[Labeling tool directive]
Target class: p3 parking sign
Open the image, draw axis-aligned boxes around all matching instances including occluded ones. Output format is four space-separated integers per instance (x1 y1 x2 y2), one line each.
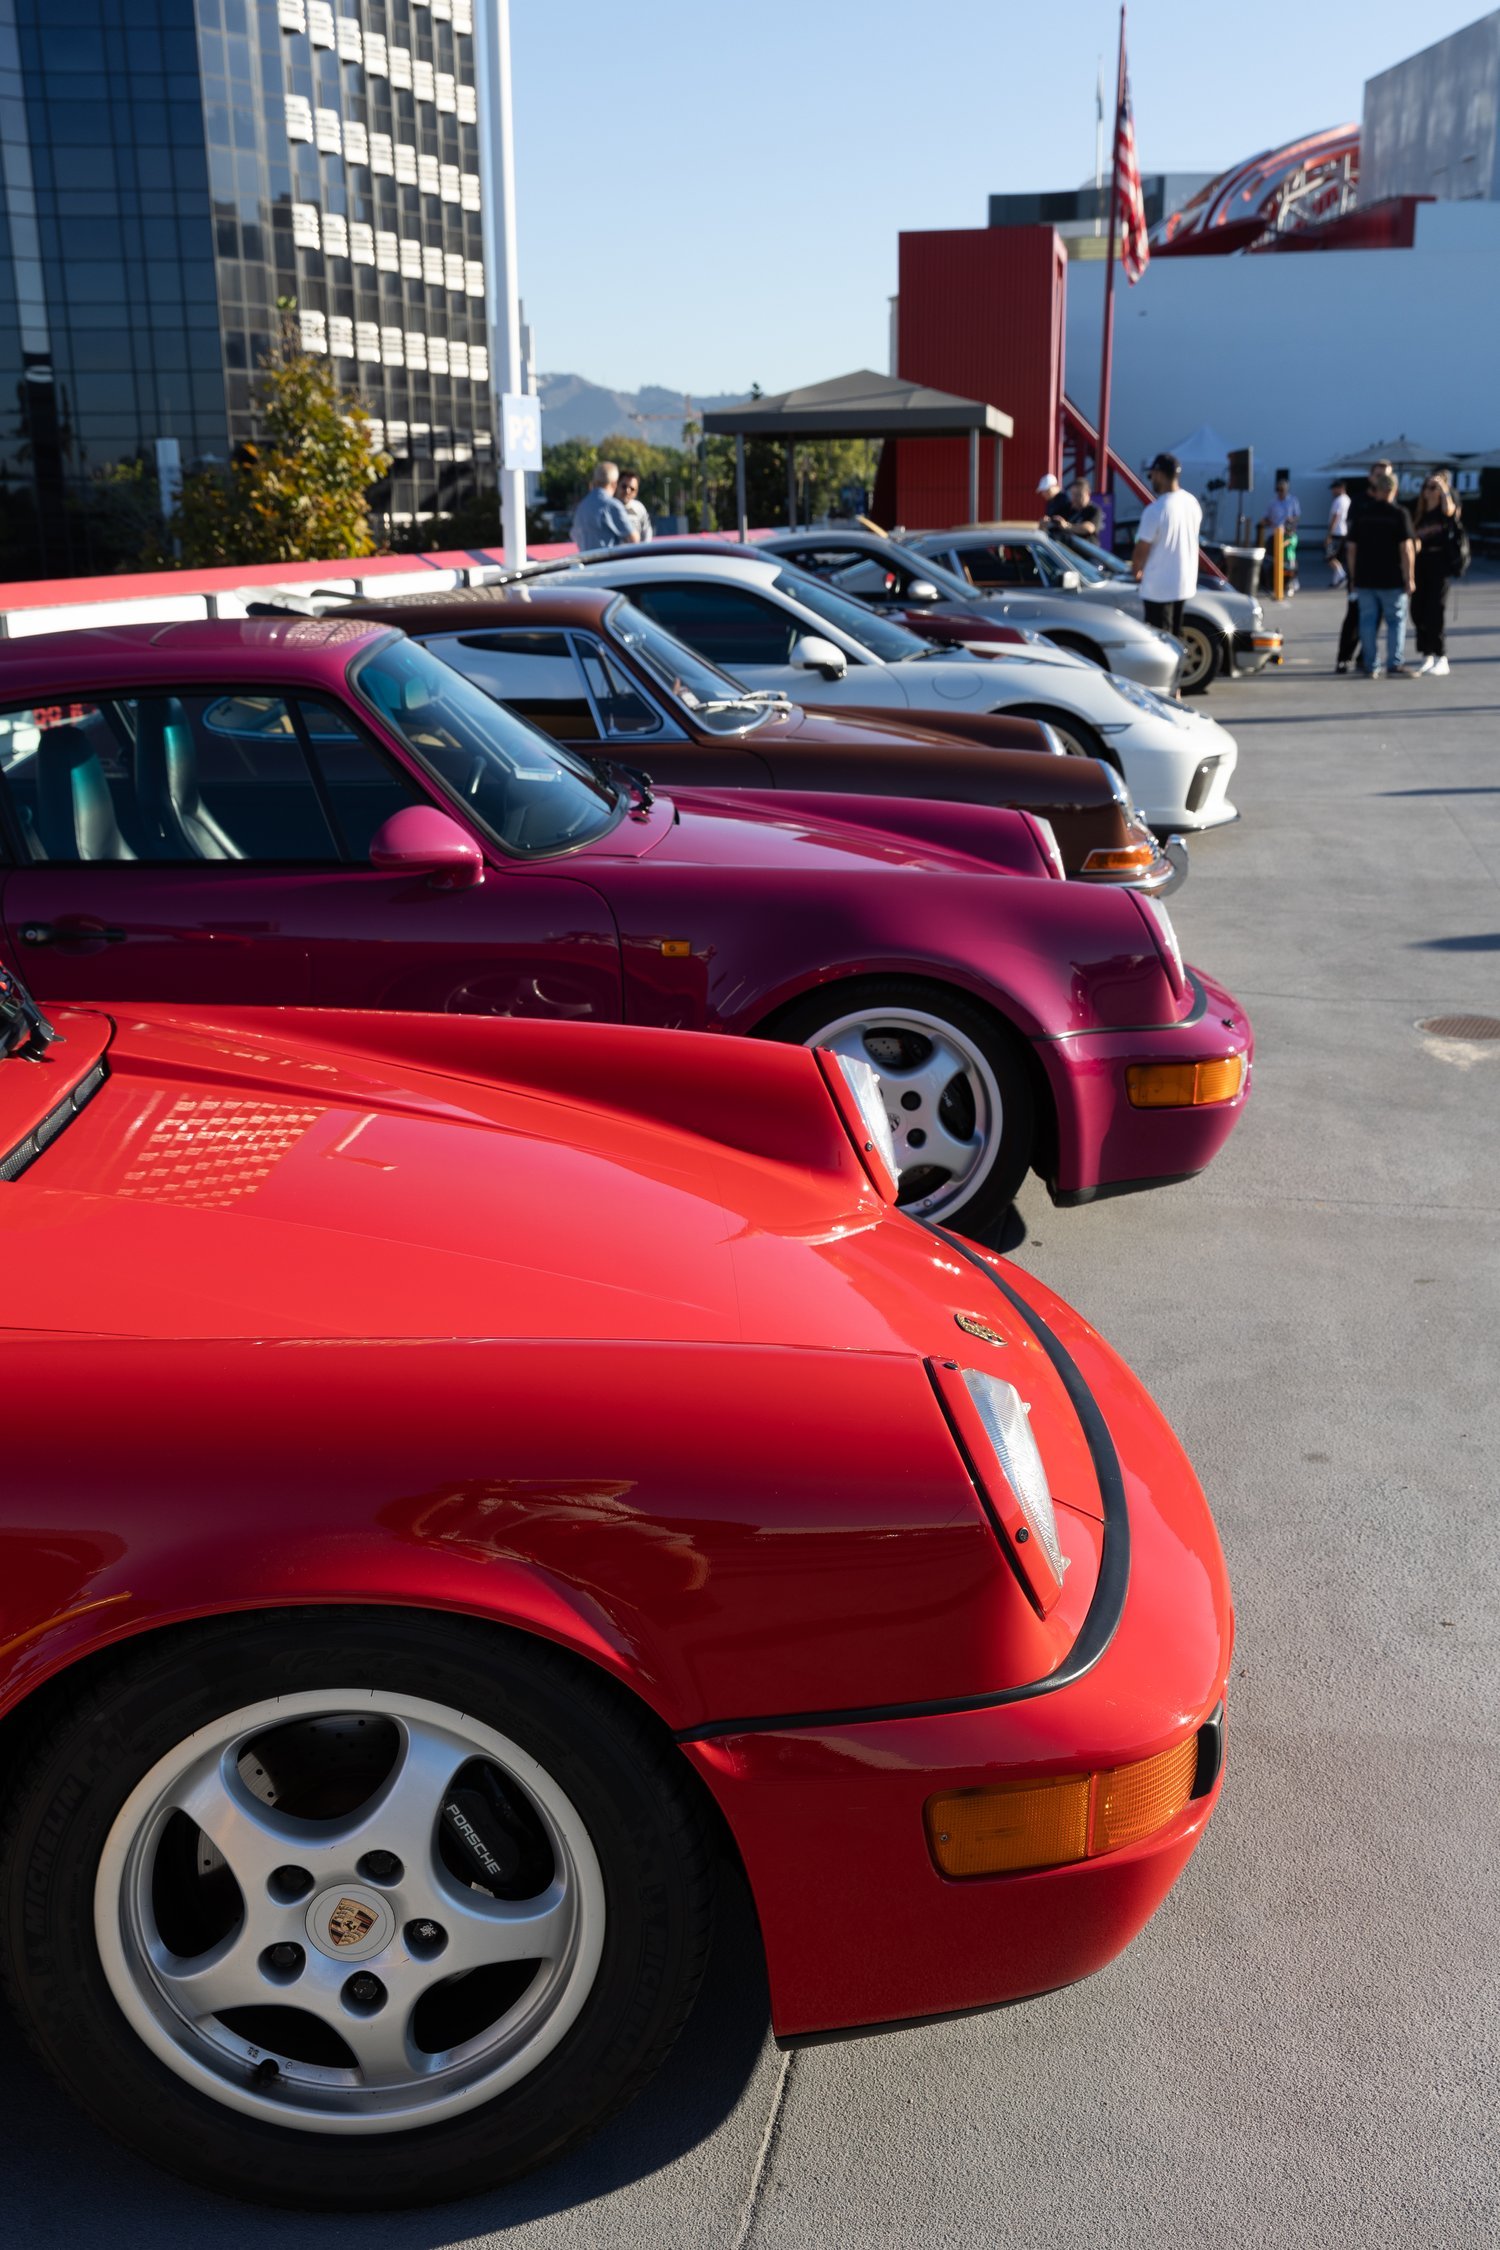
502 395 542 471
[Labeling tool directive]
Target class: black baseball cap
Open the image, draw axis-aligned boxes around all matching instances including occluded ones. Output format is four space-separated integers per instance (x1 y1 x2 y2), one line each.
1148 451 1181 476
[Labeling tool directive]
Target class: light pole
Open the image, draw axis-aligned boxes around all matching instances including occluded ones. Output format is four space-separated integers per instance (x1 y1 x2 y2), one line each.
476 0 528 564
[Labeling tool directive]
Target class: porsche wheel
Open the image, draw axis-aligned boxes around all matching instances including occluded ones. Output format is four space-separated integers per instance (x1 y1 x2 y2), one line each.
0 1612 714 2210
1179 618 1224 696
766 978 1036 1232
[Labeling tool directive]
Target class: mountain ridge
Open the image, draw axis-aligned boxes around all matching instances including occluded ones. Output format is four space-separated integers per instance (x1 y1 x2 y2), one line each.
537 372 750 449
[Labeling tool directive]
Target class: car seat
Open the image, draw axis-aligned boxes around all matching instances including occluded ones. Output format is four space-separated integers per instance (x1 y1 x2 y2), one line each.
134 697 244 860
35 726 136 861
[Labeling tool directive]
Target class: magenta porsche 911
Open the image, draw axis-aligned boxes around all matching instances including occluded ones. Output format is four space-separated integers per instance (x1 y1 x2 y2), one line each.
0 622 1251 1229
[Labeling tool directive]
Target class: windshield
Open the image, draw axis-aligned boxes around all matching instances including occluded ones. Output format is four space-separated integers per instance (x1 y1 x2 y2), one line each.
607 598 773 735
769 568 932 662
352 636 622 858
1057 530 1130 579
1029 532 1109 584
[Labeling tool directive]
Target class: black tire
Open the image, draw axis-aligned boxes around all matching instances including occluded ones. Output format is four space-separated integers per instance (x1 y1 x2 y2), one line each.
1179 616 1225 696
762 975 1037 1235
1000 702 1118 772
0 1610 715 2210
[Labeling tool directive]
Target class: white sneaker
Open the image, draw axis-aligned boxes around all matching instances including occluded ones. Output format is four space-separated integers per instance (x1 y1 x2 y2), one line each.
1416 655 1435 674
1431 656 1450 677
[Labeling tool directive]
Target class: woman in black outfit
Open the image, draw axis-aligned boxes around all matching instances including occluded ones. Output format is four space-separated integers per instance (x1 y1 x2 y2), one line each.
1411 472 1463 676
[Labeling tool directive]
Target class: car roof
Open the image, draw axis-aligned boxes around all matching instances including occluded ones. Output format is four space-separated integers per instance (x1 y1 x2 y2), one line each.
583 551 783 587
0 616 392 693
334 581 619 635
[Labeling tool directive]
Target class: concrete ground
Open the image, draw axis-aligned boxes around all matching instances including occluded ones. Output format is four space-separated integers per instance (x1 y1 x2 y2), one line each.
4 577 1498 2246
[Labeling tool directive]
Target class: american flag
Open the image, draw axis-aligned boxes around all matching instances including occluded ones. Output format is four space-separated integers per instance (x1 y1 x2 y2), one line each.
1115 52 1150 283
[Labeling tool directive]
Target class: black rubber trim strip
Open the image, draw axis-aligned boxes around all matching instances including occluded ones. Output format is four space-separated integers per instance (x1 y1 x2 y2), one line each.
0 1058 108 1182
1038 966 1209 1043
1053 1169 1197 1208
672 1228 1129 1744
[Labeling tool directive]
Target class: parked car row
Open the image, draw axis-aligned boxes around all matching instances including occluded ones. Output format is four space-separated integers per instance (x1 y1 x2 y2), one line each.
0 521 1251 2207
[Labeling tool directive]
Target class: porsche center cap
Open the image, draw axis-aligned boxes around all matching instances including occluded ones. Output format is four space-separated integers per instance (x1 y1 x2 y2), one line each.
305 1885 395 1963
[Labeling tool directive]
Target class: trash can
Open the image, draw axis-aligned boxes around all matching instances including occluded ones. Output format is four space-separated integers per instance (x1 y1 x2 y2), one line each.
1217 543 1265 597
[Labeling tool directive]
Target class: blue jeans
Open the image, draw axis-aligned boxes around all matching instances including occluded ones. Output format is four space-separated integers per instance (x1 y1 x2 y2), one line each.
1356 587 1408 671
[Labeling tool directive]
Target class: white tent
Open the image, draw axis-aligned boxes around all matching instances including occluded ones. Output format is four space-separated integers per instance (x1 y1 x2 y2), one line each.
1166 424 1235 468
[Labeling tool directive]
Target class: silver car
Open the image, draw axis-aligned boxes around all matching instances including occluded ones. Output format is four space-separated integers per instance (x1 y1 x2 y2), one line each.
761 527 1185 697
573 549 1239 833
911 525 1282 694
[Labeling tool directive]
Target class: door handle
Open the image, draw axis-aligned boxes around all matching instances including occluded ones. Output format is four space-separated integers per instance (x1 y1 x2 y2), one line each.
20 922 127 946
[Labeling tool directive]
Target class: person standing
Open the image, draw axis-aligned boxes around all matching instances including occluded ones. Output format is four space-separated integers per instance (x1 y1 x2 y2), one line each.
1326 480 1351 588
617 469 653 543
1259 471 1302 595
571 460 639 551
1344 470 1416 677
1131 451 1202 650
1046 475 1103 541
1336 459 1392 672
1410 471 1464 676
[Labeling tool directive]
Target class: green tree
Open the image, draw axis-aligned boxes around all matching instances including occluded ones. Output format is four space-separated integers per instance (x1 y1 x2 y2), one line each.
172 306 390 566
540 433 692 526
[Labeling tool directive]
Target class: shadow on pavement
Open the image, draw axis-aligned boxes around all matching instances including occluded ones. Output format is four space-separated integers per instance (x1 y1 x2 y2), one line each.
1410 933 1500 951
0 1864 772 2244
967 1203 1027 1254
1381 786 1500 796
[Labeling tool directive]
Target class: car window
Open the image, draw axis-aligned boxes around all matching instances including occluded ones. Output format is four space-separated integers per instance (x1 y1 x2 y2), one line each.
0 692 343 863
426 630 602 743
352 637 622 859
956 542 1044 589
783 546 899 600
626 581 800 668
294 697 428 859
573 639 668 740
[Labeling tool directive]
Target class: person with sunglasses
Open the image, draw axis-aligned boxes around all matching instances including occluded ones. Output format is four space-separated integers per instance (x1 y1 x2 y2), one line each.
1410 471 1466 676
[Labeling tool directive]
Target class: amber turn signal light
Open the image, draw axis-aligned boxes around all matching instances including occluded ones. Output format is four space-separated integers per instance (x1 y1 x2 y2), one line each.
1081 843 1158 875
925 1734 1201 1879
1126 1055 1245 1108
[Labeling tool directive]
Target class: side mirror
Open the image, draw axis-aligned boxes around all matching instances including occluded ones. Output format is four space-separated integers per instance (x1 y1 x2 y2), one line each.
905 579 941 603
369 805 484 891
1060 569 1083 592
790 634 848 681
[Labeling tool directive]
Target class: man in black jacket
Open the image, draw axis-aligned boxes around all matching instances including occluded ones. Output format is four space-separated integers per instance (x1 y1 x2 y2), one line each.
1337 459 1392 672
1345 471 1417 678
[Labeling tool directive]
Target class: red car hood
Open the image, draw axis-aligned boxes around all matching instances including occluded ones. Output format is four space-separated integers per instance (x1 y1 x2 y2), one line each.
2 1006 1094 1505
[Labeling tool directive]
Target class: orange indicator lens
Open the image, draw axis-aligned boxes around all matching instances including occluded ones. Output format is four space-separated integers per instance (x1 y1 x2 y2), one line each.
925 1734 1203 1879
1081 844 1157 874
1126 1055 1245 1108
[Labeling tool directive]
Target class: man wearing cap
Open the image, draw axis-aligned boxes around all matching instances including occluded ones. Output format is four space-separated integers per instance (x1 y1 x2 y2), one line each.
1131 452 1202 648
1036 474 1062 527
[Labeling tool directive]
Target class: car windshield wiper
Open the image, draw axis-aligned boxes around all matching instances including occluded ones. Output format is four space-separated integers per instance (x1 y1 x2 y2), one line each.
607 760 656 813
0 964 61 1060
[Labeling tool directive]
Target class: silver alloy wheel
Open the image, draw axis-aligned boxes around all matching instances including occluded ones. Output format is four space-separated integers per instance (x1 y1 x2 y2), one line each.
1178 621 1217 692
1037 717 1095 760
805 1004 1003 1221
94 1688 605 2136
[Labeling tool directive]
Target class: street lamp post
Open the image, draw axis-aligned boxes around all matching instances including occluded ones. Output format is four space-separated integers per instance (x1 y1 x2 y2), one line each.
476 0 528 565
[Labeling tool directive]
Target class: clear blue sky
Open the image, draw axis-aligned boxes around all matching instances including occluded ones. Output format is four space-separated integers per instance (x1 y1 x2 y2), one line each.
511 0 1491 395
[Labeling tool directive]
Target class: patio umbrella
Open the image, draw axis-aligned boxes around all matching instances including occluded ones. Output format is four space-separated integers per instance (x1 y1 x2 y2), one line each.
1451 447 1500 469
1317 435 1454 472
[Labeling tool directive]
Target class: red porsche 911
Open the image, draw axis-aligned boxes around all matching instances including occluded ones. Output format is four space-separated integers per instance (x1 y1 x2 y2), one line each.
0 965 1231 2209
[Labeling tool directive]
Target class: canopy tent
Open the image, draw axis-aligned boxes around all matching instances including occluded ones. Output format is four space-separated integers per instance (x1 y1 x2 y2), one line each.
1453 446 1500 469
703 369 1014 537
1317 435 1455 472
1165 423 1235 467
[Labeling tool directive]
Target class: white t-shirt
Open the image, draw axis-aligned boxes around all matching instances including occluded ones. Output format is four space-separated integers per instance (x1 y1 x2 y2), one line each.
1328 493 1350 538
1137 488 1203 602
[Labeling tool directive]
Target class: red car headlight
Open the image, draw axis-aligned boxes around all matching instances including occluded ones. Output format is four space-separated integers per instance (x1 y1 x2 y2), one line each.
927 1358 1064 1615
816 1048 900 1200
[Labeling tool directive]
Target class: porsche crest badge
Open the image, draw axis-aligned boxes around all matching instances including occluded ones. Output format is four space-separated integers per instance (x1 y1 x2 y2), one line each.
954 1311 1005 1347
328 1896 378 1949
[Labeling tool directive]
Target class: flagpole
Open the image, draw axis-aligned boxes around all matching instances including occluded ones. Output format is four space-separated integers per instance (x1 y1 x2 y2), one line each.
1095 3 1127 497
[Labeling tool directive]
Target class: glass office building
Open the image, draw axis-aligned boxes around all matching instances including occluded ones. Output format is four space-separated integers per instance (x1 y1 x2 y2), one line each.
0 0 492 579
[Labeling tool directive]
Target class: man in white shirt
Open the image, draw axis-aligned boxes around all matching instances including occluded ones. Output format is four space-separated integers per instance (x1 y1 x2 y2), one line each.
1131 452 1202 646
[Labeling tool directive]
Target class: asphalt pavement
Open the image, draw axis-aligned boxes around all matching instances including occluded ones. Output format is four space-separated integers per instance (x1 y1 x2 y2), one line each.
4 576 1498 2246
